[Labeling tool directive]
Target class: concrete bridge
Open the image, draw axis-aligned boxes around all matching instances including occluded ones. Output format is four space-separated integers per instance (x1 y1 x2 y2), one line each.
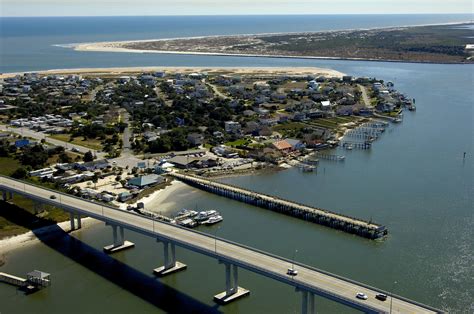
0 176 440 313
169 172 387 240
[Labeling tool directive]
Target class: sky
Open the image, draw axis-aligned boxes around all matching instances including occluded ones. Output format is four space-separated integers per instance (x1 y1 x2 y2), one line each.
0 0 472 17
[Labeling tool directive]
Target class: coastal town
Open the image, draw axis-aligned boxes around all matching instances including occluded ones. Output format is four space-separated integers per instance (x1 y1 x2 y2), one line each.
0 67 414 230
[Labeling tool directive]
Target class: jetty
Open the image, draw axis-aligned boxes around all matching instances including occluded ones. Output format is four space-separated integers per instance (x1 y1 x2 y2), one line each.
168 172 387 239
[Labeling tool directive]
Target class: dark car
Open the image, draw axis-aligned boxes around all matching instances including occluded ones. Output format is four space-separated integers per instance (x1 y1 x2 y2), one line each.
376 293 388 301
50 195 57 199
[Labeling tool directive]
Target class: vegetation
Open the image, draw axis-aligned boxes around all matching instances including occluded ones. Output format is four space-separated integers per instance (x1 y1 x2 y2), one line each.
123 23 474 63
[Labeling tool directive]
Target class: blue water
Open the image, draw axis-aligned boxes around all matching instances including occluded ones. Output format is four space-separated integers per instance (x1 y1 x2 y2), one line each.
0 14 472 73
0 14 473 313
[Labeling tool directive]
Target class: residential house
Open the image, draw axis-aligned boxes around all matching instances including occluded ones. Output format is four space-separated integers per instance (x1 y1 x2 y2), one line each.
224 121 242 134
127 174 164 188
271 140 293 154
187 133 204 146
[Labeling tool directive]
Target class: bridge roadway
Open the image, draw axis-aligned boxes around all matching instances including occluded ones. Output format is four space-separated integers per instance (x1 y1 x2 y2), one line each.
0 176 439 313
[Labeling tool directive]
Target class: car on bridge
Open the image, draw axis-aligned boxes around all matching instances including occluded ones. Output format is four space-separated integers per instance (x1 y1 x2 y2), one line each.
376 293 388 301
356 292 368 300
287 268 298 276
50 195 57 200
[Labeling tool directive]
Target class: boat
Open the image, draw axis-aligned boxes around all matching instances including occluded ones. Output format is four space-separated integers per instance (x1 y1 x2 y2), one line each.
177 218 198 228
202 215 223 225
345 144 354 150
195 210 219 222
408 105 416 111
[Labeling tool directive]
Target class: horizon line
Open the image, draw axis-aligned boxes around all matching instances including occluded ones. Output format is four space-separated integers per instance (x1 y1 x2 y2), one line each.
1 13 473 18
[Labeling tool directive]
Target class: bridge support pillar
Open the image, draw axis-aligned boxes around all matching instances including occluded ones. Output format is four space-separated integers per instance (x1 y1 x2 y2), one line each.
103 223 134 253
154 239 187 276
297 289 315 314
33 201 43 214
2 190 13 201
76 213 82 229
69 212 76 231
214 261 249 304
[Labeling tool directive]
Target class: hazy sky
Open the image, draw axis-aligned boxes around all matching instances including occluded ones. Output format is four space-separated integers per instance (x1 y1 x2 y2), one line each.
1 0 472 17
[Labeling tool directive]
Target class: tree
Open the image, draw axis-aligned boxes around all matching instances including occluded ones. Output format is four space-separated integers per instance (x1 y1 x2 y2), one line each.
83 151 94 162
59 152 72 163
11 167 28 179
92 174 99 189
20 145 48 169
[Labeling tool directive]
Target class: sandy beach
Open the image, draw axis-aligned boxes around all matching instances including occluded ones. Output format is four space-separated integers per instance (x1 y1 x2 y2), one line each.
0 217 99 256
120 180 196 214
0 66 345 79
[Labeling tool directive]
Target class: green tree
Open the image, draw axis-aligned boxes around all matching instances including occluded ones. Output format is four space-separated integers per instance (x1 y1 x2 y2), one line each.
11 167 28 179
83 151 94 162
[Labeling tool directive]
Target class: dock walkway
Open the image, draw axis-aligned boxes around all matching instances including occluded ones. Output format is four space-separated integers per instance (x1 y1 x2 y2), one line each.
169 172 387 239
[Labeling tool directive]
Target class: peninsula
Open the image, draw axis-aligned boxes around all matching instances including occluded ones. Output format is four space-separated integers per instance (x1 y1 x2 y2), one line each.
0 66 408 241
73 23 474 63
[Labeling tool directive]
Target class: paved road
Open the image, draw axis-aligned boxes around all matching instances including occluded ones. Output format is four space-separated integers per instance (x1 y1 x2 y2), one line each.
0 176 439 314
358 84 372 108
120 110 133 158
0 124 106 158
207 81 230 99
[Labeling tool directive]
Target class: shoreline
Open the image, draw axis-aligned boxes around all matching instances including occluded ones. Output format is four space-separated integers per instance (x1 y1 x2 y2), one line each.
0 66 345 79
0 217 99 257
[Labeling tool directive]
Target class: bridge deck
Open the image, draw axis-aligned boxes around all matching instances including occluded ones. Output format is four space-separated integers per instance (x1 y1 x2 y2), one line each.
0 176 438 313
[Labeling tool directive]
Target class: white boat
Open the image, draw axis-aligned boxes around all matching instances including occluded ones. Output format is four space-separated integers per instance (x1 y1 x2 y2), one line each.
195 210 219 222
345 144 354 150
202 215 223 225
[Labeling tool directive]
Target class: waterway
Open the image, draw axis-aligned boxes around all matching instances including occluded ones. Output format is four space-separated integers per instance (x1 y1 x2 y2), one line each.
0 15 473 314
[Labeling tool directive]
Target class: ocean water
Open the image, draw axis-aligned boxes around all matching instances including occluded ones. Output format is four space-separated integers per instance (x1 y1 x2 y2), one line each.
0 14 472 73
0 14 473 313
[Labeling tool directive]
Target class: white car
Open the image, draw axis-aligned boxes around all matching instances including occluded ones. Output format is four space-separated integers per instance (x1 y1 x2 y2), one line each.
356 292 368 300
287 268 298 276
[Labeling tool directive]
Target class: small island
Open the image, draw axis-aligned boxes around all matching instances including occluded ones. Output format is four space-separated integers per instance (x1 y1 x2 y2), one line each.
74 23 474 63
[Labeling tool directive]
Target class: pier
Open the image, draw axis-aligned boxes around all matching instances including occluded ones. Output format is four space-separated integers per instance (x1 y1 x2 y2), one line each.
313 152 345 161
168 172 387 239
340 141 372 149
0 270 51 290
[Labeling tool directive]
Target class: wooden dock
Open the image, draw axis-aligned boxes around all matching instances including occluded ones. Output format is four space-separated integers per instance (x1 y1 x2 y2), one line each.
314 152 345 161
169 172 387 239
0 272 27 287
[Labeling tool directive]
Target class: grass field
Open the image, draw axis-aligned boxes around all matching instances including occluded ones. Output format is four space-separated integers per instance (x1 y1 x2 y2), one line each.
0 157 21 176
49 134 103 150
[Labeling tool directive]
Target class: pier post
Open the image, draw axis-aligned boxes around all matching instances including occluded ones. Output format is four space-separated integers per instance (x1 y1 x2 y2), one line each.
153 239 187 276
214 261 249 304
103 223 134 253
298 289 315 314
